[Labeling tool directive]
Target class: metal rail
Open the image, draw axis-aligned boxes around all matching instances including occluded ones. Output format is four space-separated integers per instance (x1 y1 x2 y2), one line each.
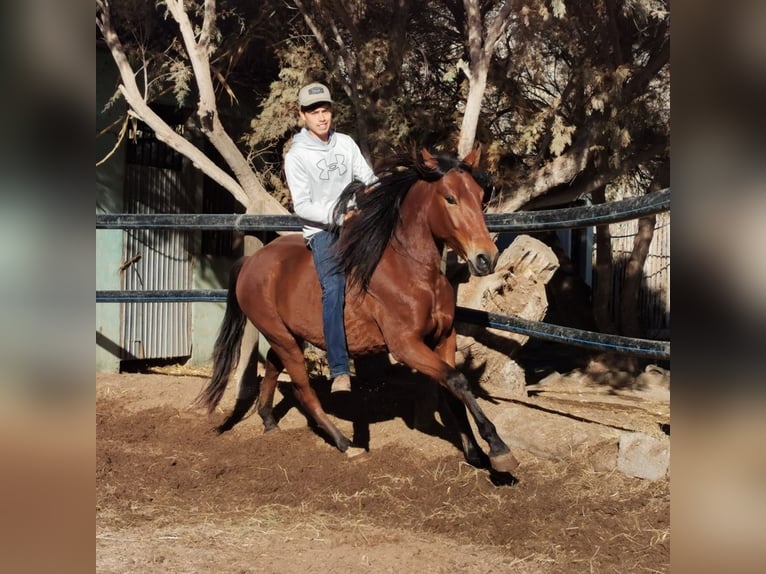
96 188 670 233
96 290 670 360
97 189 671 359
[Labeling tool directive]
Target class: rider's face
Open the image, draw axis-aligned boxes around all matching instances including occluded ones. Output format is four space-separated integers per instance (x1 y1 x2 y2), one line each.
300 105 333 142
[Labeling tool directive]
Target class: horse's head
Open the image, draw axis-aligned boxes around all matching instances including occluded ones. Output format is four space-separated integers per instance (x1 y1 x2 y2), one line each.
333 147 499 289
421 148 499 276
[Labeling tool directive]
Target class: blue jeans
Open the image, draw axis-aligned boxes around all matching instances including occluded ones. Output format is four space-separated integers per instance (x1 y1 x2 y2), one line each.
307 230 349 378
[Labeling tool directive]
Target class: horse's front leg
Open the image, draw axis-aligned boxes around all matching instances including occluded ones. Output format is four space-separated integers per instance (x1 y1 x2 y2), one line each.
444 370 519 473
393 336 519 474
433 332 490 469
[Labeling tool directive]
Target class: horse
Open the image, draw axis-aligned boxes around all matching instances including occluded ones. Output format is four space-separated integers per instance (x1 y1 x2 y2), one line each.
195 147 519 475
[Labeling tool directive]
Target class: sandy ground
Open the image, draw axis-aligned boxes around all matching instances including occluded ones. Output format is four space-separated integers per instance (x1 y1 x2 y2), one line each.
97 371 669 573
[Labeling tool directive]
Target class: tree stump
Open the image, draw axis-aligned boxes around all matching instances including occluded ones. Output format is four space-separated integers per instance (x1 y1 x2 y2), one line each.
453 235 560 397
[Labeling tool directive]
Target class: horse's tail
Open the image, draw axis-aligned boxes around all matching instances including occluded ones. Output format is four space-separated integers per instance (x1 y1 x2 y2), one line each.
195 257 247 414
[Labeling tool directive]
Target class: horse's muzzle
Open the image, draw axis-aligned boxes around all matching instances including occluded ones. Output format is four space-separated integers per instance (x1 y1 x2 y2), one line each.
469 251 497 276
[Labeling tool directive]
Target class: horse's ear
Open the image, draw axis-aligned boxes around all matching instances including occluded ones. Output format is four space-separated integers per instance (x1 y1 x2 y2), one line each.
462 145 482 168
421 148 438 169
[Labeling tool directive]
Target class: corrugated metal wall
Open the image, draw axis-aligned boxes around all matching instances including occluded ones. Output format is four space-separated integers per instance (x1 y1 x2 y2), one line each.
120 136 193 360
608 210 671 338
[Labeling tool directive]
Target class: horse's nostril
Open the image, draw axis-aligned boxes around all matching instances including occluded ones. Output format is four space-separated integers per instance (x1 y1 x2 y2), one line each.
476 254 490 274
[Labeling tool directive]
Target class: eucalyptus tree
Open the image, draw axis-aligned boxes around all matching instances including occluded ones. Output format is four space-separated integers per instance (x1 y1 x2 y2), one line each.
97 0 289 214
448 0 670 337
98 0 669 214
478 0 670 211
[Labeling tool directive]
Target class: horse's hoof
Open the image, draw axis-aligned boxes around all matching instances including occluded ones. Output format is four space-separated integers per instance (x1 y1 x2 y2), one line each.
345 446 367 459
464 450 491 470
336 436 351 453
490 451 520 473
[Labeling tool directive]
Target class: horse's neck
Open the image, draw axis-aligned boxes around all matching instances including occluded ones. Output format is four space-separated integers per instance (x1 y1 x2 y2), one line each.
390 187 443 273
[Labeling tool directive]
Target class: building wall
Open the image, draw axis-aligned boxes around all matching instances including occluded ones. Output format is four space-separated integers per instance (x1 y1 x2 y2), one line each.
96 49 234 372
96 49 126 372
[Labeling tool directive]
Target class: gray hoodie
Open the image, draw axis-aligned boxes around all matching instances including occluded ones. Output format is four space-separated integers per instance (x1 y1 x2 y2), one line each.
284 128 376 238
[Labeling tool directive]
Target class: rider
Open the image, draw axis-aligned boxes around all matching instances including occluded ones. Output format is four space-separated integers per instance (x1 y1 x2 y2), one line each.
284 82 376 393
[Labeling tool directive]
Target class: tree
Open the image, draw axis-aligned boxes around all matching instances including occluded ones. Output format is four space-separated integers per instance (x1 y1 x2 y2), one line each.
99 0 669 216
98 0 671 341
452 0 514 157
96 0 287 215
481 0 670 212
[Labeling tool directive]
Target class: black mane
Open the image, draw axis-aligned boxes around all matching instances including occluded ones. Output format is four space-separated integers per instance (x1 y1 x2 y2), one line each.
331 149 473 290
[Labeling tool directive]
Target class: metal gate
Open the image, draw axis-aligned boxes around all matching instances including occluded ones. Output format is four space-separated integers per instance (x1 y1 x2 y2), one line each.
120 135 193 360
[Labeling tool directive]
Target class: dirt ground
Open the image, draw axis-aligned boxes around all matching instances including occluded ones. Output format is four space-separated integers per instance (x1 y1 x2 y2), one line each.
96 370 669 573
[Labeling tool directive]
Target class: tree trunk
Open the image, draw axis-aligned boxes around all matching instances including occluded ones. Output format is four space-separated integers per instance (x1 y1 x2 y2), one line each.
591 186 616 334
97 0 288 216
620 213 656 337
458 69 487 158
457 0 514 158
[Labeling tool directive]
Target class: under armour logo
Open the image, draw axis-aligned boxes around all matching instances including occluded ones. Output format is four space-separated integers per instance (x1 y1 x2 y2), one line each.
316 155 347 180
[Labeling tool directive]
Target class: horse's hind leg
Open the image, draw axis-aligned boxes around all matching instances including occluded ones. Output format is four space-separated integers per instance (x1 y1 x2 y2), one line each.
217 342 261 433
271 342 351 453
257 349 282 432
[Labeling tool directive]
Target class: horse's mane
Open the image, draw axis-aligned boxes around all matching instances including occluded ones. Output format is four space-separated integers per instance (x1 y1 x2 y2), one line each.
331 148 473 290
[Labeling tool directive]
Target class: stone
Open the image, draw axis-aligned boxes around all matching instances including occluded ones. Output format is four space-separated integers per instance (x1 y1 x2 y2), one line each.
617 431 670 480
491 404 620 466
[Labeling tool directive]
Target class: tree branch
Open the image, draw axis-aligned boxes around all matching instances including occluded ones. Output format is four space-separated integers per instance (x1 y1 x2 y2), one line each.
97 0 287 214
165 0 217 114
294 0 336 67
495 135 667 212
457 0 516 157
483 0 514 59
97 0 250 206
199 0 216 50
624 36 669 103
164 0 286 214
463 0 482 68
96 114 129 167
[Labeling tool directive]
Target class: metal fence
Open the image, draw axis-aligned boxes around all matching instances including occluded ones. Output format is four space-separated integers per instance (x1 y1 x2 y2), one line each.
97 189 671 360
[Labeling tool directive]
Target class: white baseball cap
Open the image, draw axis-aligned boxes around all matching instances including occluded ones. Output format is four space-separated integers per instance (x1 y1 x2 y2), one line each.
298 82 333 108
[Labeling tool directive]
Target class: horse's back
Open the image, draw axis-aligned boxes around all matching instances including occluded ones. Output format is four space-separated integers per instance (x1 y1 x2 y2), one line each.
236 234 324 342
235 233 389 353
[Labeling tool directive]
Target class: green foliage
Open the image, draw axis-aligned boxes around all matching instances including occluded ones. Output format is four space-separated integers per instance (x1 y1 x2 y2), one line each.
166 60 192 107
245 42 327 151
101 0 669 207
549 114 576 157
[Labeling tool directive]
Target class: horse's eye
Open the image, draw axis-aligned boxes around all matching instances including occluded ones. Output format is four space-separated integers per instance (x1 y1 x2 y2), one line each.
445 195 457 205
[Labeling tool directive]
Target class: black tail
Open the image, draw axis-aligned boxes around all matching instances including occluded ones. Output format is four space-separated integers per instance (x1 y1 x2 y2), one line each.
195 258 247 414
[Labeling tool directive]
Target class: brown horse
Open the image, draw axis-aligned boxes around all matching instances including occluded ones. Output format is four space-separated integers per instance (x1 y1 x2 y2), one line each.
196 148 519 475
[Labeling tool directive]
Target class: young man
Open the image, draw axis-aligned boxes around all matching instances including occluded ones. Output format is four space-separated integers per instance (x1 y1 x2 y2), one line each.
284 82 376 393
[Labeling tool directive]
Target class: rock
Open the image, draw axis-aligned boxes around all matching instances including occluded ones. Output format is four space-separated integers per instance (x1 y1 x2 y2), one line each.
491 404 620 468
617 431 670 480
496 234 559 283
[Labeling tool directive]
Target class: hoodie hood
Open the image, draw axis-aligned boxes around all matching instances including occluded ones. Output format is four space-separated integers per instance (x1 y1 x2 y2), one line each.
291 128 337 152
